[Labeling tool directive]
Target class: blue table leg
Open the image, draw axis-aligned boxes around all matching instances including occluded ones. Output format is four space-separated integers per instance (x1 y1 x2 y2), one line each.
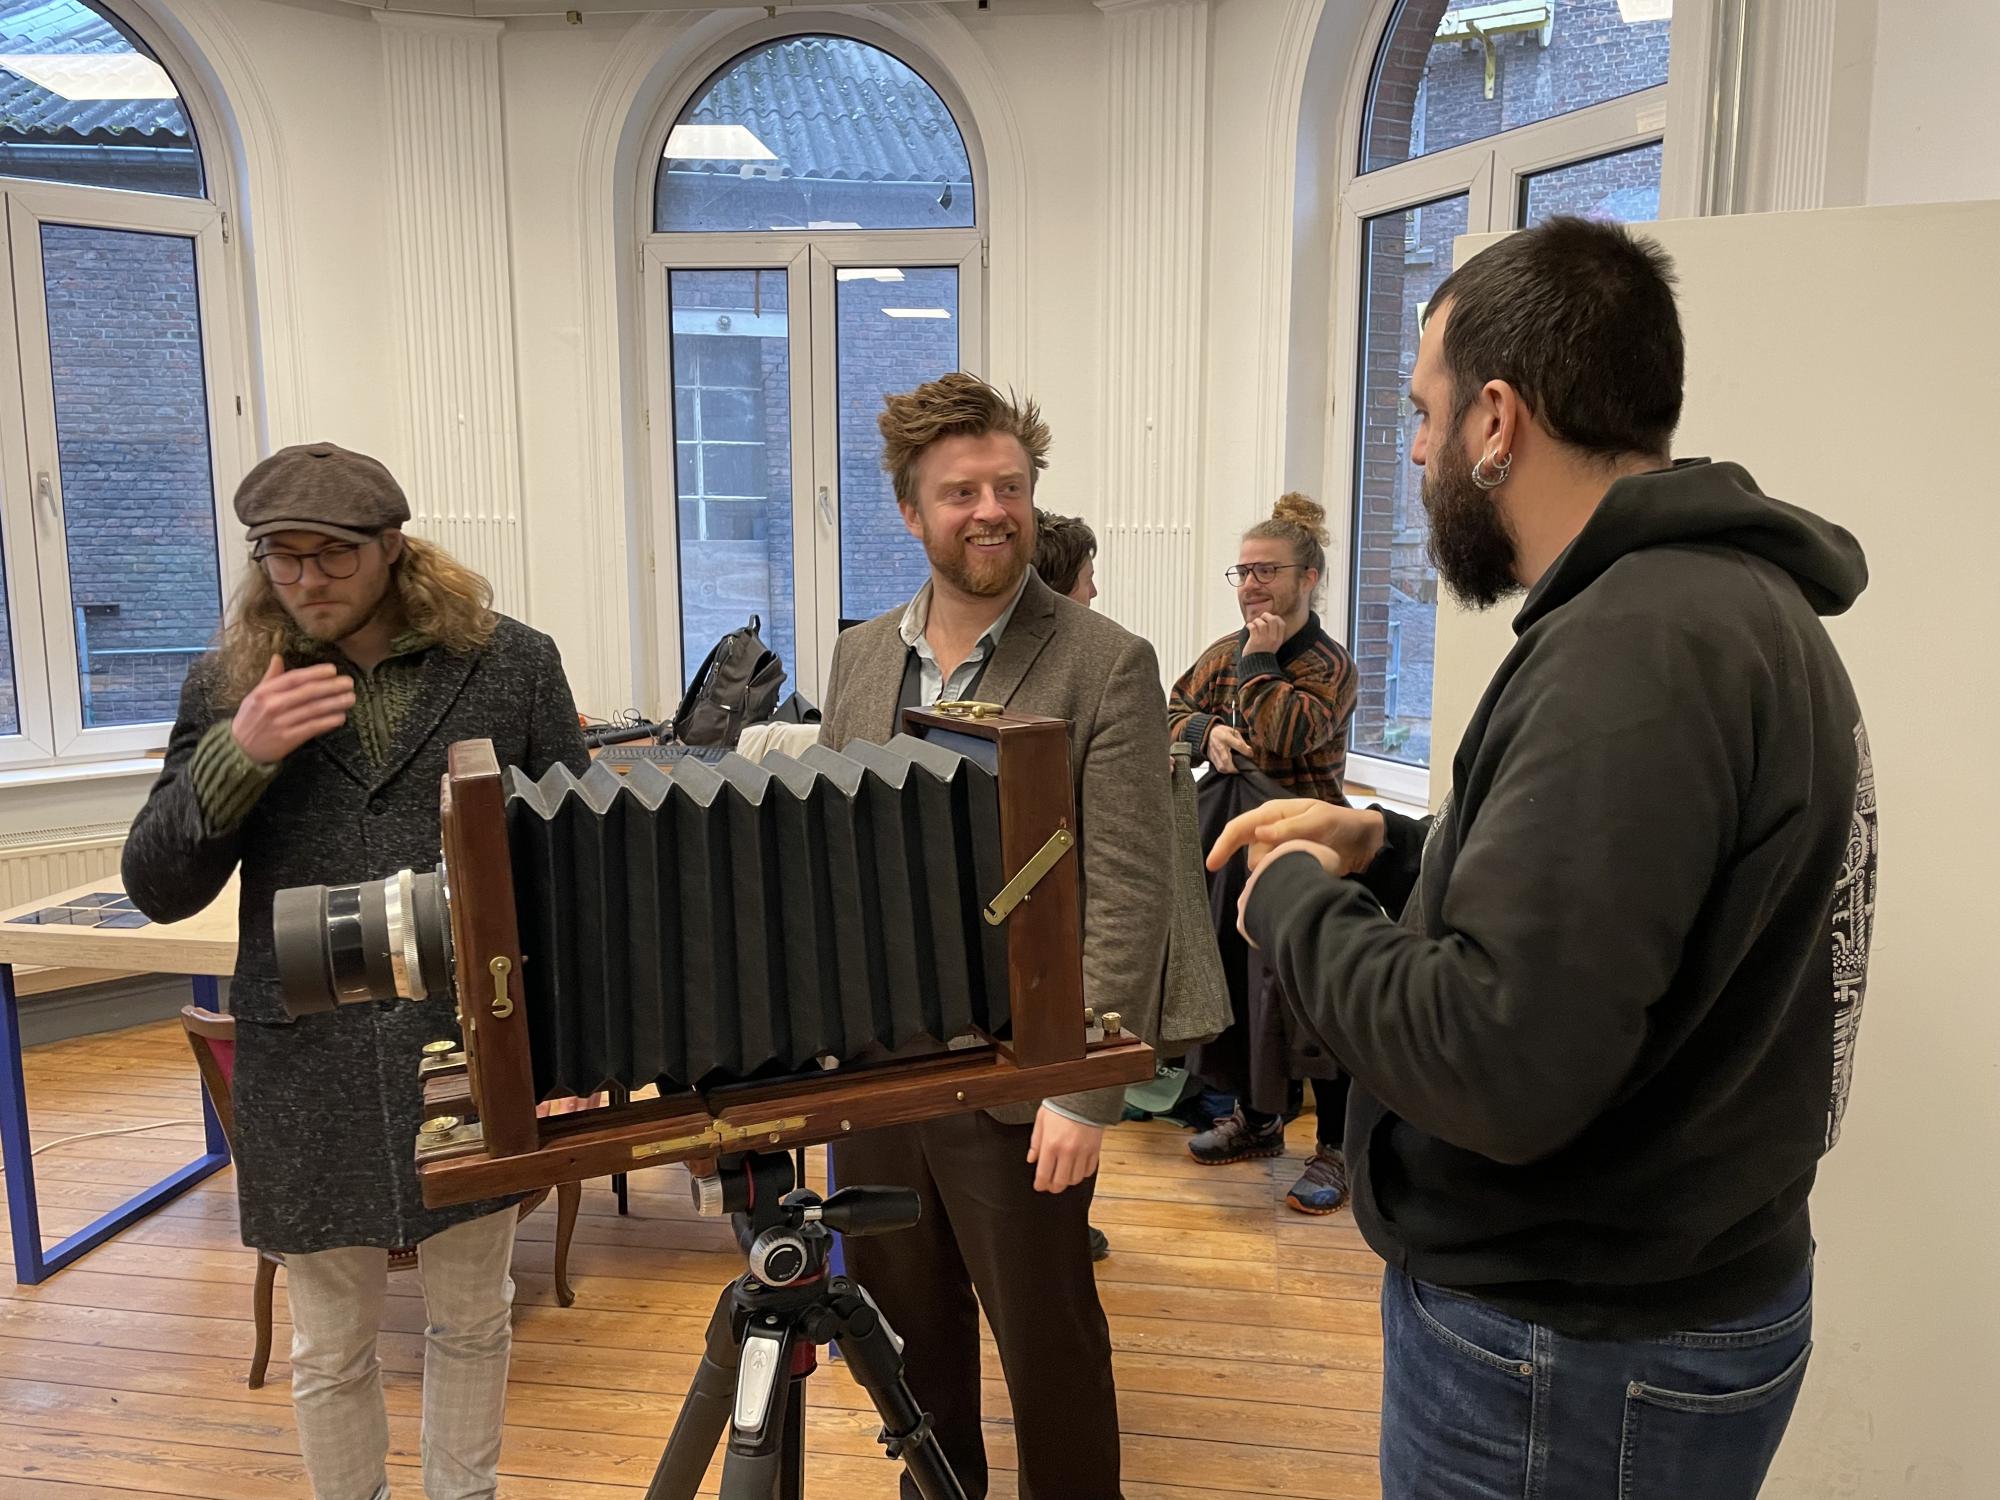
2 966 232 1285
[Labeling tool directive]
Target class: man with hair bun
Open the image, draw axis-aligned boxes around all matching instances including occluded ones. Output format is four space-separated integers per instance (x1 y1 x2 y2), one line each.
1167 492 1358 1211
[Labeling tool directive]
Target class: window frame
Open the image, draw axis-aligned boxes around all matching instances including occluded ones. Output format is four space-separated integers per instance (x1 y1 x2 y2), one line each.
1327 0 1737 805
635 24 989 715
640 231 984 707
0 1 250 773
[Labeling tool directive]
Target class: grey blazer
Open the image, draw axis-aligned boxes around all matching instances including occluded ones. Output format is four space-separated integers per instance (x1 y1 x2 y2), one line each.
820 572 1172 1126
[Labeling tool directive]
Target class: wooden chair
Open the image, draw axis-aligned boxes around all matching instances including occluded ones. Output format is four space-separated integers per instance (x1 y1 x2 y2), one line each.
180 1005 580 1389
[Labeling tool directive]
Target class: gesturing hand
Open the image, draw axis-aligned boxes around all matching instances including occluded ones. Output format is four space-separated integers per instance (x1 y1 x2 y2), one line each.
1207 798 1387 876
1206 722 1254 774
230 655 355 765
1028 1107 1105 1193
1245 612 1287 655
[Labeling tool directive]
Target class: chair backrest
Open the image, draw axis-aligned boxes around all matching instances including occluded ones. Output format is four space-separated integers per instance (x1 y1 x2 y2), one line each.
180 1004 239 1152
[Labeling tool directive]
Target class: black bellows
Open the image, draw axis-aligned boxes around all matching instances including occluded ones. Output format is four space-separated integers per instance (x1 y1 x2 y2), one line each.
503 735 1012 1101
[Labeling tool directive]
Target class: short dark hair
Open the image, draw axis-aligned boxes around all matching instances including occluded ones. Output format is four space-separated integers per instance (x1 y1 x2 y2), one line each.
1032 509 1096 596
1427 215 1684 460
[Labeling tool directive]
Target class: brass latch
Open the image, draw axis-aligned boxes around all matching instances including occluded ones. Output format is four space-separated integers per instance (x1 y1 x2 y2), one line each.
983 825 1075 925
488 956 514 1020
933 700 1003 720
630 1114 809 1162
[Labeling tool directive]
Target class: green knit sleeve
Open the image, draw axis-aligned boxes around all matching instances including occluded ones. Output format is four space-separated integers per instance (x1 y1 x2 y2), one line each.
188 719 280 834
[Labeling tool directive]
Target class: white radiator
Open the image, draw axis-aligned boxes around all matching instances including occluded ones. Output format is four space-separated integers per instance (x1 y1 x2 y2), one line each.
0 826 128 910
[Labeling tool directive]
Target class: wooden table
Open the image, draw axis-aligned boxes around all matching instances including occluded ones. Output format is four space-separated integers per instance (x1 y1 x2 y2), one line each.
0 873 237 1284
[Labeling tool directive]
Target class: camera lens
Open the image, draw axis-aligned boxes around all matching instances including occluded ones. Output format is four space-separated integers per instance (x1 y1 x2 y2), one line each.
273 868 452 1017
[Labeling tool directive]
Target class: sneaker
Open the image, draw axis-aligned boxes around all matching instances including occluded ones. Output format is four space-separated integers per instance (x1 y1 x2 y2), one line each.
1285 1148 1350 1215
1087 1225 1110 1261
1188 1108 1286 1166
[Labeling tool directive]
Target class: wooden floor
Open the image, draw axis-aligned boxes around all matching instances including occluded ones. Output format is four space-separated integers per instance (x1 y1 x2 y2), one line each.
0 1020 1384 1498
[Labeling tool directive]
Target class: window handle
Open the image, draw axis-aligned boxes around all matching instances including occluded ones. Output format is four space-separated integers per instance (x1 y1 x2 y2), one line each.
35 470 57 526
816 484 834 530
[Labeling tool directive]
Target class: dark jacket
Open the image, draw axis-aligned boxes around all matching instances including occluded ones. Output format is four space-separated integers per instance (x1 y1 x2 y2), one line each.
1182 768 1334 1112
123 616 587 1252
1246 460 1876 1338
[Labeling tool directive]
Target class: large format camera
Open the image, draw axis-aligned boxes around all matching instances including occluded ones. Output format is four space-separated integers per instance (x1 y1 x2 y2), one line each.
267 706 1148 1211
273 736 1013 1100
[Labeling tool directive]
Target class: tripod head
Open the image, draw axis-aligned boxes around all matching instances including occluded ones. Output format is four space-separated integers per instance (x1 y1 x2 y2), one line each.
689 1150 920 1287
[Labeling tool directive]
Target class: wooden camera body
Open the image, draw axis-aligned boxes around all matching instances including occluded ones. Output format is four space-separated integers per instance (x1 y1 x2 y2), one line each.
414 705 1153 1206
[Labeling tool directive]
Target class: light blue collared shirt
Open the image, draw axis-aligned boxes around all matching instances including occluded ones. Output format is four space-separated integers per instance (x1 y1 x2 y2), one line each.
897 567 1036 706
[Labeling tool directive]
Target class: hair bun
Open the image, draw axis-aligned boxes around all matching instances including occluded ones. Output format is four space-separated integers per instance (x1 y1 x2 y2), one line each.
1272 491 1329 547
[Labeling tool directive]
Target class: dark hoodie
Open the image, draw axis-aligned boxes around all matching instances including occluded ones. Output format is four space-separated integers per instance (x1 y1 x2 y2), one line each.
1245 460 1877 1338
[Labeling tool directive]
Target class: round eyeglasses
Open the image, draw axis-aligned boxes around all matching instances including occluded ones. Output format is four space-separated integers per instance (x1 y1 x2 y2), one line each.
255 539 375 586
1224 562 1305 587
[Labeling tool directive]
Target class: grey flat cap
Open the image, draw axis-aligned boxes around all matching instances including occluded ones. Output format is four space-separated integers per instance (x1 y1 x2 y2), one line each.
234 442 411 544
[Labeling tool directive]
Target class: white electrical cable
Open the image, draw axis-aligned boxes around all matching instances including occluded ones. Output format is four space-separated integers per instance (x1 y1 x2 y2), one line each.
0 1117 202 1174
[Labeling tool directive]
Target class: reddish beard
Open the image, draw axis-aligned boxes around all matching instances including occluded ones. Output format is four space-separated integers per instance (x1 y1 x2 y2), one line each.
921 521 1031 598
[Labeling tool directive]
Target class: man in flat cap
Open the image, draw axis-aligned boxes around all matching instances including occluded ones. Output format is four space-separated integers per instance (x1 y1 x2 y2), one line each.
123 443 588 1500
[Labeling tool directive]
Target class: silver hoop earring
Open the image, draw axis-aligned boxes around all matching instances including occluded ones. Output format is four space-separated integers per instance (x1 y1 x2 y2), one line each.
1470 451 1513 491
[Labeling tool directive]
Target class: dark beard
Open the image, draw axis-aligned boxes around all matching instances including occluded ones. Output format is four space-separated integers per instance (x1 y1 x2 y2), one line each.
1422 437 1523 610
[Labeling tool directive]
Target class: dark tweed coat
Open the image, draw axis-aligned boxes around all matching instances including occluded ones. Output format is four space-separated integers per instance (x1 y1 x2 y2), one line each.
122 617 588 1253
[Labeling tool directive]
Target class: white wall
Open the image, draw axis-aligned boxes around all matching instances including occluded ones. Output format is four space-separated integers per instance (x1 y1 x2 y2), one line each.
1863 0 2000 205
1435 202 2000 1500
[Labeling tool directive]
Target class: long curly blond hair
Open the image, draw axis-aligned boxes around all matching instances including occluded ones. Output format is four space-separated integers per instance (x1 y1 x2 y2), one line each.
213 533 497 706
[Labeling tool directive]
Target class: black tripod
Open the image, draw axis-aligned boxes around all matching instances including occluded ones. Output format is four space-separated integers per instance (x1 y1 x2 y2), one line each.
644 1151 968 1500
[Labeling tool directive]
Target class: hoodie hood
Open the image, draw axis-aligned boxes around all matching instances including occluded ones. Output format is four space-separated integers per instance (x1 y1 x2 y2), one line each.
1514 459 1868 635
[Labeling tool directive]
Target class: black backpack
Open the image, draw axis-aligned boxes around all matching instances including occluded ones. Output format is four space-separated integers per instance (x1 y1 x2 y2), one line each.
672 616 787 748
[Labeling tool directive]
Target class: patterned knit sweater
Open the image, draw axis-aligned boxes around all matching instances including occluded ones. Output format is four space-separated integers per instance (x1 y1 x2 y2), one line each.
188 629 436 832
1166 613 1358 804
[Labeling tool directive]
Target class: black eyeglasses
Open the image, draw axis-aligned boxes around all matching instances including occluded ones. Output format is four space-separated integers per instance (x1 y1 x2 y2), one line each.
1224 562 1305 587
255 538 376 585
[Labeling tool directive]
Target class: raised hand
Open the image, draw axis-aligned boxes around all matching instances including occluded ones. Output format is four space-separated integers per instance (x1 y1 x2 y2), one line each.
230 655 356 765
1245 612 1288 655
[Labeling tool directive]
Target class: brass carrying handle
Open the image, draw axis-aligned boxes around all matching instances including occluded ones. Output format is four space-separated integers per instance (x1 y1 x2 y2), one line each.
933 700 1003 720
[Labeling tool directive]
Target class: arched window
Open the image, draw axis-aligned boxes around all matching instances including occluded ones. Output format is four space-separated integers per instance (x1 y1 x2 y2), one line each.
642 33 983 706
1334 0 1683 796
0 0 238 764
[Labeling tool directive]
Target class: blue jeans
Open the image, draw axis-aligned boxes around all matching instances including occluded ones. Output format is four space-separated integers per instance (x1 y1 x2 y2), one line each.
1380 1262 1812 1500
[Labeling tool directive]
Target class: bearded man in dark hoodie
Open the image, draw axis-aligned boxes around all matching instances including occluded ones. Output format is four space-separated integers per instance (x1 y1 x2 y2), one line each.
1212 217 1876 1499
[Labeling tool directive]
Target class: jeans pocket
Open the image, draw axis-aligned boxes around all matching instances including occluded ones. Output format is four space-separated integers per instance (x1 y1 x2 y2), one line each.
1618 1340 1813 1500
1403 1274 1535 1378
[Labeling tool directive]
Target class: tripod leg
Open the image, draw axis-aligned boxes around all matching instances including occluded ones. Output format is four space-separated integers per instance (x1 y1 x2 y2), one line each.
818 1282 968 1500
646 1282 743 1500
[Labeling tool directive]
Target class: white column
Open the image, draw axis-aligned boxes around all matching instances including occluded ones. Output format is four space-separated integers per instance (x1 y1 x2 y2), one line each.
376 13 528 615
1743 0 1839 212
1095 0 1210 675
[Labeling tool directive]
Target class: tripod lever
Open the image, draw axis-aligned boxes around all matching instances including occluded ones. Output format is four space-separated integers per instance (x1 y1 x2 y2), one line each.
812 1185 919 1236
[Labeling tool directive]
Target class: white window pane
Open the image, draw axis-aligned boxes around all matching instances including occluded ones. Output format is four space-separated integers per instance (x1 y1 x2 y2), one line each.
43 223 220 729
835 267 958 625
1351 195 1467 770
1364 0 1670 173
667 271 795 684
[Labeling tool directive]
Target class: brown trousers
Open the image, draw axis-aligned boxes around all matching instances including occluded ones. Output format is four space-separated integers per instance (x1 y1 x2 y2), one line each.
833 1110 1122 1500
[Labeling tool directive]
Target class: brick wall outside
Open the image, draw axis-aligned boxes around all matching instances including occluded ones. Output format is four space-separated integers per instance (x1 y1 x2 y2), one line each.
1350 0 1670 768
42 223 221 729
669 260 959 695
